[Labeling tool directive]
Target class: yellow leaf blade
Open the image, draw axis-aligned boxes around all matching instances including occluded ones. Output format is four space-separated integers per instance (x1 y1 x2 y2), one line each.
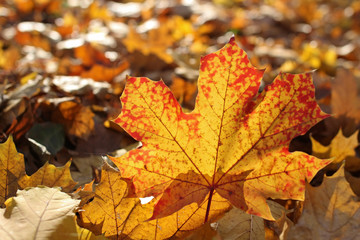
0 135 25 207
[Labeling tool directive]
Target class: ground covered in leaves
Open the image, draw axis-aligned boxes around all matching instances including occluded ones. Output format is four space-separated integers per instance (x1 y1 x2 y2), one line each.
0 0 360 239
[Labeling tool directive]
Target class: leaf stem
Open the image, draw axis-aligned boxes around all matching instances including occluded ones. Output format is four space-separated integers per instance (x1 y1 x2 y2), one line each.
204 188 214 223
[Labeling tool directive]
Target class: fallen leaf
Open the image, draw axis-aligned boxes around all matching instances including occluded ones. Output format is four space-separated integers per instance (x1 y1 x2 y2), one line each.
0 187 80 240
26 122 65 155
77 162 154 239
73 180 96 207
18 160 77 192
345 170 360 197
51 76 111 97
13 0 34 14
5 99 35 140
170 75 197 108
0 135 25 207
51 100 95 140
331 68 360 133
76 222 108 240
74 43 111 67
264 200 294 240
80 61 129 82
71 155 104 186
78 162 231 239
14 29 51 51
214 200 291 240
215 207 265 240
311 128 359 173
287 165 360 240
111 38 330 221
122 27 174 65
0 42 21 71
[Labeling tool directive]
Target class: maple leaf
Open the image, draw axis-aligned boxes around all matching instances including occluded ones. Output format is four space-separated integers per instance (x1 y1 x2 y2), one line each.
0 135 25 207
18 160 77 192
287 165 360 240
311 128 359 173
113 37 331 221
77 162 154 239
78 162 231 239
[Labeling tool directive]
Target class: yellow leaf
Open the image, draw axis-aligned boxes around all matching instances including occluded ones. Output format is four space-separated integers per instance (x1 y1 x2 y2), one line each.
77 162 154 239
311 129 358 167
0 136 25 207
78 162 231 239
18 160 77 192
76 220 108 240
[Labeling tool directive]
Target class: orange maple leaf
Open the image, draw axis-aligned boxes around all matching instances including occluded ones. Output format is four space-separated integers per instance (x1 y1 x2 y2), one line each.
110 38 331 222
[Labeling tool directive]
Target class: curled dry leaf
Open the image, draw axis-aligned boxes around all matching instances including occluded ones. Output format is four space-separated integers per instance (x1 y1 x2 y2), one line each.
110 37 331 222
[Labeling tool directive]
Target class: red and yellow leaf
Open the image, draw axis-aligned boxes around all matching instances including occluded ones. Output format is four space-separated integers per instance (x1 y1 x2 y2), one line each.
110 37 331 221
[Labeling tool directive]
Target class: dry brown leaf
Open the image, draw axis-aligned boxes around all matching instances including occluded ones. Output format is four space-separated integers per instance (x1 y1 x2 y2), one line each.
5 99 35 140
288 165 360 240
215 208 265 240
331 68 360 133
345 170 360 197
